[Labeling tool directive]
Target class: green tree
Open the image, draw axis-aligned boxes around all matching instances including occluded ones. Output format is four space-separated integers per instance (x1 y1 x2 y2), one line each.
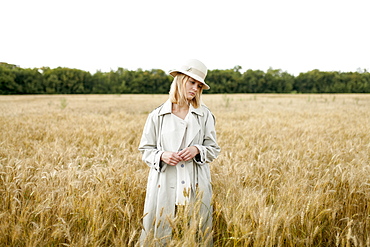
147 69 172 94
42 67 90 94
207 68 241 93
1 62 370 94
0 63 19 94
241 69 266 93
14 68 44 94
91 71 107 93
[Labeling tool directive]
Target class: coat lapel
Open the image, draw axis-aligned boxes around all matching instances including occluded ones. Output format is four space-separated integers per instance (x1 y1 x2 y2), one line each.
159 100 186 152
159 100 203 151
185 105 202 147
158 99 172 116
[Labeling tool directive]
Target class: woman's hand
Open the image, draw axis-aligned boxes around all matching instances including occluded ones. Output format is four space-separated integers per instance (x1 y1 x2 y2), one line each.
178 146 199 162
160 146 200 166
160 151 183 166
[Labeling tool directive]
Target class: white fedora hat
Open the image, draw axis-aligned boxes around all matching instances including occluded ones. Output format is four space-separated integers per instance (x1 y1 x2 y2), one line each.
169 59 210 90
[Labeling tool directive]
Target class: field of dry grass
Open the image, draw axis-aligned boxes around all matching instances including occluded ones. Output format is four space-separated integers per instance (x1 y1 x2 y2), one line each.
0 94 369 246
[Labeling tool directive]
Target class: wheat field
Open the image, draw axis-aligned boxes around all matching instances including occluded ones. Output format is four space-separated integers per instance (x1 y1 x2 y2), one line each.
0 94 369 246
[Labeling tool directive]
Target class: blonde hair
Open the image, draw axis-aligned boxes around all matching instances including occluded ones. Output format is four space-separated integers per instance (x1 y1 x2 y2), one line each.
169 73 203 108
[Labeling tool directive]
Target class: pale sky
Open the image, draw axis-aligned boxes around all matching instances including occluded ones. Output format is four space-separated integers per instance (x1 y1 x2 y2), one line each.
1 0 369 75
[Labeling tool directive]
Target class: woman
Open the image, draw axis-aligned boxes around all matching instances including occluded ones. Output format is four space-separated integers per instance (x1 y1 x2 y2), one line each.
138 59 220 246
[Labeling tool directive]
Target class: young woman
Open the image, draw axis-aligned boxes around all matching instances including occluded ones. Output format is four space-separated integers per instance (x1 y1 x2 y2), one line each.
139 59 220 245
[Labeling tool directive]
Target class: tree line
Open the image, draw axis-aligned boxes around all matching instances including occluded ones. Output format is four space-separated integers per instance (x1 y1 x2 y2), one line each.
1 62 369 94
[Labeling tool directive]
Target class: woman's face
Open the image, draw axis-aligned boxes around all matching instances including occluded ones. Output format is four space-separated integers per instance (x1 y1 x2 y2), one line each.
185 77 203 101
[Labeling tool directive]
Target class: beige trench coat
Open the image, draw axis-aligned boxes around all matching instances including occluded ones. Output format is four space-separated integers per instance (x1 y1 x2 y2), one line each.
138 99 220 245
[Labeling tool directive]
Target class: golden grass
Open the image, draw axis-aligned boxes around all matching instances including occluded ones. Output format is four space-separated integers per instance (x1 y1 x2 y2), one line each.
0 94 369 246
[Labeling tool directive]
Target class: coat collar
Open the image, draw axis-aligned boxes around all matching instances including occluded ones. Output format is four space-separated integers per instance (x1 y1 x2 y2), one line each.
158 99 203 116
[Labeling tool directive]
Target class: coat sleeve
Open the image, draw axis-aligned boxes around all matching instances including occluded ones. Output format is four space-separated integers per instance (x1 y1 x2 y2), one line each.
193 108 220 166
138 112 165 172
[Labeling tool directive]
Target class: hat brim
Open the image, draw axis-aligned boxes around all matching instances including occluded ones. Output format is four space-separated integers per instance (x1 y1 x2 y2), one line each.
169 70 210 90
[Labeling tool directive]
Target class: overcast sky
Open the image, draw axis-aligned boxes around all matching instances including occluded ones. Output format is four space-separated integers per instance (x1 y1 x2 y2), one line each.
1 0 369 75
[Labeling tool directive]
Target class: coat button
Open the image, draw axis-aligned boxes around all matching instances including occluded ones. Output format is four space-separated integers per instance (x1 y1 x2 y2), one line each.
181 181 185 184
181 164 184 168
158 185 160 188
